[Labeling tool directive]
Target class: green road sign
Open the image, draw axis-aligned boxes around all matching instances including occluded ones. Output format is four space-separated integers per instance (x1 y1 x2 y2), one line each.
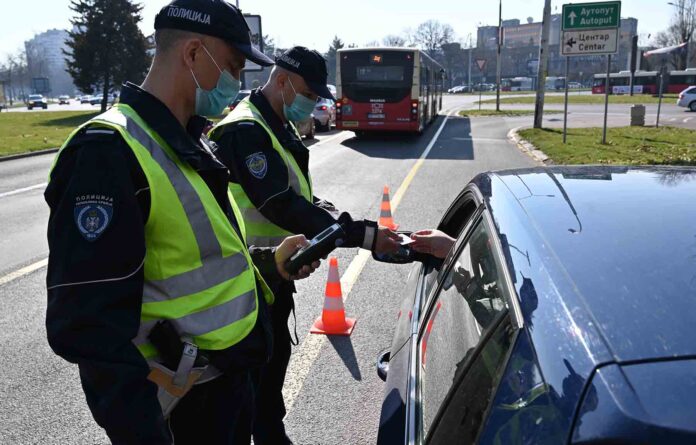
562 1 621 31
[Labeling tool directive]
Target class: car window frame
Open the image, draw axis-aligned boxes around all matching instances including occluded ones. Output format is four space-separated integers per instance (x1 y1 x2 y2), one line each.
411 208 523 443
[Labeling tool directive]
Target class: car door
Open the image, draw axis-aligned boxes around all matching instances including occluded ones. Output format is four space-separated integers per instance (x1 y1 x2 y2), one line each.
378 189 480 445
411 211 521 444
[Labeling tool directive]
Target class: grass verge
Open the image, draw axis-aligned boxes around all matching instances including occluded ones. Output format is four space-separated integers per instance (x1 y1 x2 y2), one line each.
459 109 542 117
519 126 696 165
0 111 99 156
482 94 679 105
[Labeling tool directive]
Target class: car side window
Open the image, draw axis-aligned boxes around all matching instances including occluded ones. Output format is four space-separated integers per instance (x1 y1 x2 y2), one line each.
418 219 511 439
427 316 515 444
423 194 479 299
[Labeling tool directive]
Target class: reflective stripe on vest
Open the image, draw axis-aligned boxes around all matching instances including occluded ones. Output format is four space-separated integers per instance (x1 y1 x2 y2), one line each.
211 98 313 247
54 104 273 360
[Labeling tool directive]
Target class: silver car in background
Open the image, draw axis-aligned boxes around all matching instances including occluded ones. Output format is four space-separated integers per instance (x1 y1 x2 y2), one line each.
313 98 336 132
677 86 696 112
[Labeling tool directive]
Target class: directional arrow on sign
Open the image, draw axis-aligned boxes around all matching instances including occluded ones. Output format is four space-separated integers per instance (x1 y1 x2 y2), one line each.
568 11 577 26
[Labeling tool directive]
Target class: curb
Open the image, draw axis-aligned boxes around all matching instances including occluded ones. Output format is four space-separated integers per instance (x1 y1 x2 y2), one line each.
507 126 551 165
0 148 59 163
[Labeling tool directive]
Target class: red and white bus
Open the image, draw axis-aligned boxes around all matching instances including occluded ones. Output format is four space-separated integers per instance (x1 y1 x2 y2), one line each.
335 48 444 135
592 69 696 94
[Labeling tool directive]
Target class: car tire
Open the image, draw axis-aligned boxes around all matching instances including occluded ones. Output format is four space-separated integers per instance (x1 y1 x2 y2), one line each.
690 102 696 112
43 105 47 110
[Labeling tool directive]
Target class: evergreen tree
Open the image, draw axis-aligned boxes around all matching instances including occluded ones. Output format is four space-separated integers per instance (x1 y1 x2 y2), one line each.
325 36 344 85
64 0 150 112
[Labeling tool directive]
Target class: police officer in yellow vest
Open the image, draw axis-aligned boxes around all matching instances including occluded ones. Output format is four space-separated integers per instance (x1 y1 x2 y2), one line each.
44 1 319 443
209 47 401 444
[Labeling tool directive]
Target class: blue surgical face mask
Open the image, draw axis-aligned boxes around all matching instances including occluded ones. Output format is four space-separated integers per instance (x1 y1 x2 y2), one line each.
282 77 316 122
191 45 241 116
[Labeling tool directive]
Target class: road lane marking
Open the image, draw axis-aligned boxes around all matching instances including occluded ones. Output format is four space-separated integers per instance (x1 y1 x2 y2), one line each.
0 258 48 287
311 131 347 148
684 117 693 123
283 108 458 414
0 182 47 199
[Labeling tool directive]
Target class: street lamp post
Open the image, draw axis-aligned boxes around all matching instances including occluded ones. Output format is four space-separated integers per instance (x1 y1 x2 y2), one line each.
533 0 552 129
496 0 502 112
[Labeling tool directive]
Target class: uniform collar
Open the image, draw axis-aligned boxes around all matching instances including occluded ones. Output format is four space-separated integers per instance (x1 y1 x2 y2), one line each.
249 88 305 150
119 82 226 171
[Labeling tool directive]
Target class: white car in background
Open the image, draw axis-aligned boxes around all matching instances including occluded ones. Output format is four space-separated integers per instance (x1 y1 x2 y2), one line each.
677 86 696 111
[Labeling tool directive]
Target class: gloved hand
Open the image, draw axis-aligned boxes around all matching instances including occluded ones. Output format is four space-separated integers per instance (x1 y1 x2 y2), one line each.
374 226 401 255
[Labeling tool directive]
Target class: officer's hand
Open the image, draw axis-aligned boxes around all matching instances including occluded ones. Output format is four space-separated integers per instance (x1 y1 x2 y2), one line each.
410 229 456 259
374 227 401 255
275 235 321 281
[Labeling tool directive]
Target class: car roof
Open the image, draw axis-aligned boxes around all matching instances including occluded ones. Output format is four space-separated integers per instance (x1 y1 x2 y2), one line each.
476 166 696 366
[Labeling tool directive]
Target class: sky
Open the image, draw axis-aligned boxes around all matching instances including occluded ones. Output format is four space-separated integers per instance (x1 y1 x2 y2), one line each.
0 0 676 60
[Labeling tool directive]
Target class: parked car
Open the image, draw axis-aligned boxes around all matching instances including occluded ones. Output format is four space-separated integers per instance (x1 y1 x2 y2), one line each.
677 86 696 111
313 98 336 132
26 94 48 110
376 166 696 444
448 85 470 94
568 81 583 89
89 94 117 106
58 95 70 105
293 114 315 140
89 95 106 105
79 95 92 104
227 90 251 112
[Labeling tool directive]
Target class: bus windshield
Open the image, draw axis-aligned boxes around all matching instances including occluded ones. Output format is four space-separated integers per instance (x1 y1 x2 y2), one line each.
340 50 414 102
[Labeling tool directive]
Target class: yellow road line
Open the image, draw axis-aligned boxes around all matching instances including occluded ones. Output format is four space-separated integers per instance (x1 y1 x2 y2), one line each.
283 108 457 413
0 258 48 287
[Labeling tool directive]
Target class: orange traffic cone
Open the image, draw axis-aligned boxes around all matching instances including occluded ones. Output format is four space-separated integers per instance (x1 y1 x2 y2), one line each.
311 257 356 336
378 185 399 231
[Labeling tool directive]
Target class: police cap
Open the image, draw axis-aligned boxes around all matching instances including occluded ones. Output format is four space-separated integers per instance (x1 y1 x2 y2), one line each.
155 0 274 67
276 46 334 100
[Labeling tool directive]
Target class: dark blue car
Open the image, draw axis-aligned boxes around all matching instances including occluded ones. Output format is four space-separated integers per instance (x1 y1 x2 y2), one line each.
376 166 696 444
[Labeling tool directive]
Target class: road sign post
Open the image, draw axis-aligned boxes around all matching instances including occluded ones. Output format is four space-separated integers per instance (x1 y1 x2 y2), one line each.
563 57 570 144
476 59 487 111
603 54 611 144
561 1 621 144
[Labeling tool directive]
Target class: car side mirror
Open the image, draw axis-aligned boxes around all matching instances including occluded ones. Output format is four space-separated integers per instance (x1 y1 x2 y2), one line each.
372 246 417 264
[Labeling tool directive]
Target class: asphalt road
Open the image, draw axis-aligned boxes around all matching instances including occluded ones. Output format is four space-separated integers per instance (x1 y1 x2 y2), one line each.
0 92 665 443
4 102 103 112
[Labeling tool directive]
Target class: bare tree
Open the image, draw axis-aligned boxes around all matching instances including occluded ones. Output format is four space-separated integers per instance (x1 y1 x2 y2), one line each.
413 20 455 53
364 40 381 47
1 49 29 102
383 35 406 47
655 0 696 69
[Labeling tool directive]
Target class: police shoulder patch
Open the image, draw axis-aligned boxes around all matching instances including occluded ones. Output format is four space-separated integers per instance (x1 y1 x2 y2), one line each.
245 152 268 179
74 194 114 242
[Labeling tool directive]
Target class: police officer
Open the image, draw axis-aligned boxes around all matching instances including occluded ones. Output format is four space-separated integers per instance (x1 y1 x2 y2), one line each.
209 47 401 444
44 1 319 443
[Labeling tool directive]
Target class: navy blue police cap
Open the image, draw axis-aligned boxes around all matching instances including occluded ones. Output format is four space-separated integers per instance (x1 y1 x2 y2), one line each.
276 46 334 100
155 0 274 67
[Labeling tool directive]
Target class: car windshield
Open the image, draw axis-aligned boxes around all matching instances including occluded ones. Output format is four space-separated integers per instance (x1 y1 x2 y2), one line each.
29 95 42 100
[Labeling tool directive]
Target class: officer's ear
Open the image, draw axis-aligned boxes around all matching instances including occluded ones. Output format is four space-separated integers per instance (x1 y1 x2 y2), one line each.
182 38 204 71
275 69 288 90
